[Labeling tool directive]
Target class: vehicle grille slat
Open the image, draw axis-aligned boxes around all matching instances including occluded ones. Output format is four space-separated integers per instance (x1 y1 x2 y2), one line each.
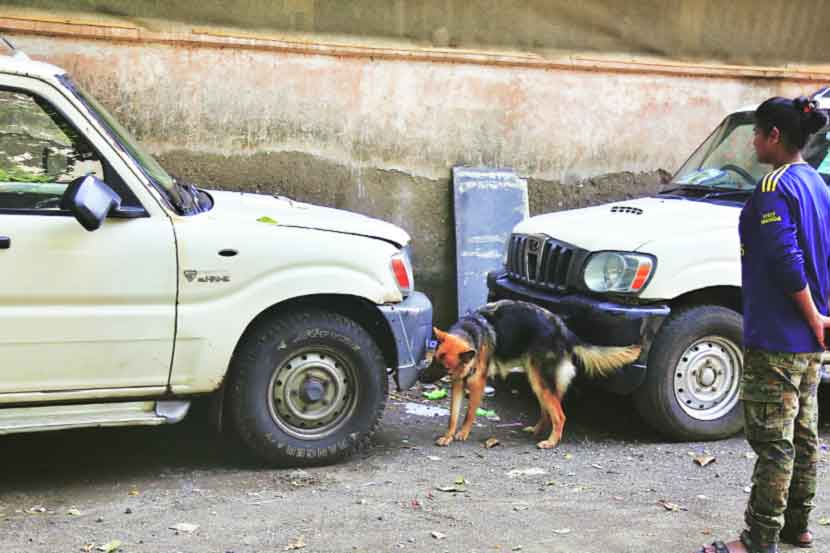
505 234 582 292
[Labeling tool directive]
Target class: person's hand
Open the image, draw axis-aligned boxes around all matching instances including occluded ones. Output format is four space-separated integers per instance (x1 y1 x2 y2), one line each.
808 314 830 350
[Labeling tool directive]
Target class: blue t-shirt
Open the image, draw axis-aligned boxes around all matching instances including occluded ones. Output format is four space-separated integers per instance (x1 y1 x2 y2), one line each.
739 162 830 353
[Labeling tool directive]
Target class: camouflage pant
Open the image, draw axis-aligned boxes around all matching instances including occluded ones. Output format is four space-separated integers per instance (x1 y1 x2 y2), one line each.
741 349 821 545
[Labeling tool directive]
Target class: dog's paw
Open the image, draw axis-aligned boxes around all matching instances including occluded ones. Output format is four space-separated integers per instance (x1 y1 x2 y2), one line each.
435 435 454 447
454 428 471 441
536 439 560 450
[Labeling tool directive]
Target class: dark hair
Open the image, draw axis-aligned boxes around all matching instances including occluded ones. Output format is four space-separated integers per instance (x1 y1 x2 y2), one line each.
755 96 829 150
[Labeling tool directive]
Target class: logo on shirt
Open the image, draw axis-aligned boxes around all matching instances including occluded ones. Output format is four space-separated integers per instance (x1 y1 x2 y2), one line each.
760 211 782 225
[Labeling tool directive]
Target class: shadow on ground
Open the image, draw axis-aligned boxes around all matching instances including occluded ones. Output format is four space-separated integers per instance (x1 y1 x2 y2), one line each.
3 380 830 494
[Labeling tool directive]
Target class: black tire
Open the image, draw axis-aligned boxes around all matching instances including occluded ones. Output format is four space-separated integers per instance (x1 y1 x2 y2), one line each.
633 305 744 441
227 309 388 466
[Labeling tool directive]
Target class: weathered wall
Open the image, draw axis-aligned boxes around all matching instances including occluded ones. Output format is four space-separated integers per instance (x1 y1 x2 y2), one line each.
1 0 829 65
2 28 821 324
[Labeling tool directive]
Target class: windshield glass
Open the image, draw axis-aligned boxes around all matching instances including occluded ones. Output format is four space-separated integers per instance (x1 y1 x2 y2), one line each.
58 75 184 209
672 111 830 190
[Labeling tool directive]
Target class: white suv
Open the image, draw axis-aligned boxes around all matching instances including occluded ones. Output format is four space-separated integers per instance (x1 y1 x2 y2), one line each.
489 88 830 441
0 50 433 465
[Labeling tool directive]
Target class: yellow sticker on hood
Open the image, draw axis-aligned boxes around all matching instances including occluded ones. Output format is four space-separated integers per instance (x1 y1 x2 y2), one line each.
257 216 279 225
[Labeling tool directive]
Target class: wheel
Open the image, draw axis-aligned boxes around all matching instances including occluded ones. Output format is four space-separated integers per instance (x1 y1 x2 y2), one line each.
227 309 388 466
634 305 744 441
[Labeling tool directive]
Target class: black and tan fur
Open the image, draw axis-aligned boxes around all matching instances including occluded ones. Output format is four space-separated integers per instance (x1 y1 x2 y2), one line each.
430 300 641 449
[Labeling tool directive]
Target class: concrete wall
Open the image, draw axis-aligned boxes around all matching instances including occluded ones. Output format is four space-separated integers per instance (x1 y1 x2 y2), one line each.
3 26 824 324
2 1 829 65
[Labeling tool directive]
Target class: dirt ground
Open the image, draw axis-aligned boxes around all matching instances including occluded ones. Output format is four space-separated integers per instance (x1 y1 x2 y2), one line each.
2 378 829 553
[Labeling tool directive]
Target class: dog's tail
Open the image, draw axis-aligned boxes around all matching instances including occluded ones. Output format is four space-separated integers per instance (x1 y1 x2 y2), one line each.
572 344 642 379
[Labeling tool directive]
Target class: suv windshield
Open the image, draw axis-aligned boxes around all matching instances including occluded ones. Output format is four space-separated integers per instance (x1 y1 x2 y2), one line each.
58 75 190 211
672 111 830 191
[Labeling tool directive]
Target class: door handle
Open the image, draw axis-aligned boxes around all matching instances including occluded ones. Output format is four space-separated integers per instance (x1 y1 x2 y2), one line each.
0 236 10 249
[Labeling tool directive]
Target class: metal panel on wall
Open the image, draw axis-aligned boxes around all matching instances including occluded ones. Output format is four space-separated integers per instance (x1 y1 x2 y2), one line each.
453 166 528 317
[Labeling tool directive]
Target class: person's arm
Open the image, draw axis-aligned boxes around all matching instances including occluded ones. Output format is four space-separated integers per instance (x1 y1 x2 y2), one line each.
792 285 827 349
756 182 829 348
756 185 807 294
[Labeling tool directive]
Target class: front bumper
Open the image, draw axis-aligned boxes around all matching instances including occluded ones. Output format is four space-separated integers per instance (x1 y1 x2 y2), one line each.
488 271 670 394
379 291 433 391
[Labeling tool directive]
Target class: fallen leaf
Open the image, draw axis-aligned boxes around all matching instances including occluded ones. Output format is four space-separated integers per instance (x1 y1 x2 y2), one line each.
285 535 306 550
819 516 830 526
553 528 572 535
512 547 523 551
170 522 200 534
431 531 446 540
591 463 604 470
475 408 498 419
128 490 139 497
67 508 82 516
506 467 548 478
512 503 529 512
564 453 573 460
82 544 95 553
257 216 279 225
484 437 500 449
436 486 467 493
702 529 713 536
454 476 466 485
657 500 688 512
423 389 448 401
694 454 716 467
28 506 46 514
96 540 122 553
427 455 442 461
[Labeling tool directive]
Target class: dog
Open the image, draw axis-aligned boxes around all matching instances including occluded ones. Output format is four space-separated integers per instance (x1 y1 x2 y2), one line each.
429 300 641 449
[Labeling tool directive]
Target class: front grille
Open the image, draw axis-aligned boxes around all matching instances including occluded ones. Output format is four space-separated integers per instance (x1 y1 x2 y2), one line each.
506 234 582 291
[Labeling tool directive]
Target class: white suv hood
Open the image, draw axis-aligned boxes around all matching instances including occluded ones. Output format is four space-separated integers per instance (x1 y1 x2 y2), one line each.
206 190 410 246
514 196 739 252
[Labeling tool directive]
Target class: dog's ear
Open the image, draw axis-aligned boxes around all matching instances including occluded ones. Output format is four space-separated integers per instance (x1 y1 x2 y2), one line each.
459 349 476 365
433 327 448 342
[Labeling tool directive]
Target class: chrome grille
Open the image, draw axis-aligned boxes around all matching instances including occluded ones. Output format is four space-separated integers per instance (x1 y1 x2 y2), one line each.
506 234 579 291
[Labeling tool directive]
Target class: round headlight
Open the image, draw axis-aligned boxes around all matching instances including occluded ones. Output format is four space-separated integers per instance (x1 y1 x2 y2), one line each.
583 252 654 294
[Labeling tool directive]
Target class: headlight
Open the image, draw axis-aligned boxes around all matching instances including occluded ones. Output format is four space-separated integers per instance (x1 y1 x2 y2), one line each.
583 252 654 294
390 247 414 296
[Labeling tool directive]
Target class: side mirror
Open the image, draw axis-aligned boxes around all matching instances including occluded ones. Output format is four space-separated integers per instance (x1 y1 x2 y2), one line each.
61 175 121 232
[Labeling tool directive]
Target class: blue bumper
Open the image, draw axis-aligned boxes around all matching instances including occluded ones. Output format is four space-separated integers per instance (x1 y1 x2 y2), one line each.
379 291 433 391
488 271 670 394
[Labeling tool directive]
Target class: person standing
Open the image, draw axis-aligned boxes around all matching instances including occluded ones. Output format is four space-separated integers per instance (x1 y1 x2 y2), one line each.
701 97 830 553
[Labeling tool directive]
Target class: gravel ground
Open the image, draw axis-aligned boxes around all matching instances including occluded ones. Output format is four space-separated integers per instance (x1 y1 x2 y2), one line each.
2 378 829 553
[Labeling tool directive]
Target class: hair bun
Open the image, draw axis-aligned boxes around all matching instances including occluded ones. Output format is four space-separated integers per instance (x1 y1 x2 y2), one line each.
794 95 828 134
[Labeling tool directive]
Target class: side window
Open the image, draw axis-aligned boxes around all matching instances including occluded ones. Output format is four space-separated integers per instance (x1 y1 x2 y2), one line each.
0 89 104 212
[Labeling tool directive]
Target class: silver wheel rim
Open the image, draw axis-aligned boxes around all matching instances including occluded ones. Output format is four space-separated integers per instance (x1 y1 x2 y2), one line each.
673 336 742 421
267 349 358 439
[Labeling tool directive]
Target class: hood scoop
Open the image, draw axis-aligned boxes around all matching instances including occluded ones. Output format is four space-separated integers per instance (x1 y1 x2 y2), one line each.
610 205 643 215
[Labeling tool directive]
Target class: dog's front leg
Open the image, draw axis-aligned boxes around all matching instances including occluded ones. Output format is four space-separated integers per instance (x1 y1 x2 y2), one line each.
435 378 465 446
455 376 484 441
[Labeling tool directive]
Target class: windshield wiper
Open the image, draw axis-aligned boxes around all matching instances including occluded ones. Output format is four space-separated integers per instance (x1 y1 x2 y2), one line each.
171 175 210 214
658 184 716 195
699 189 753 200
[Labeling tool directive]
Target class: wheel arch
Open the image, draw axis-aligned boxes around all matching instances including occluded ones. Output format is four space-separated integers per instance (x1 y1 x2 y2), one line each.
669 285 742 314
210 294 397 433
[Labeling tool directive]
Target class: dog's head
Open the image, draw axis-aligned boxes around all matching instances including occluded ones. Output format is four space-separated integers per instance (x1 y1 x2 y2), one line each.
432 327 476 379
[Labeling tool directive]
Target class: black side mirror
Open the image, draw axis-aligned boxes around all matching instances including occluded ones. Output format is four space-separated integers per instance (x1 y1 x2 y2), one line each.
61 175 121 232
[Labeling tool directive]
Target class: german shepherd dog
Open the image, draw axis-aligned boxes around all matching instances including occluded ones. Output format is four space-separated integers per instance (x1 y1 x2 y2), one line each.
429 300 641 449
